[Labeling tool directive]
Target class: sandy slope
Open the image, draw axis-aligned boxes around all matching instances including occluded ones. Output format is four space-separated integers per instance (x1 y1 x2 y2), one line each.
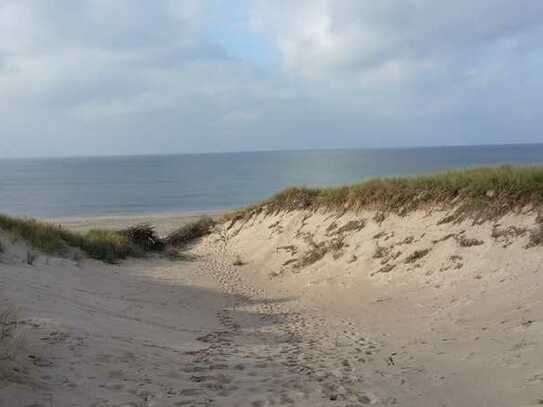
206 208 543 406
1 209 543 406
0 234 237 406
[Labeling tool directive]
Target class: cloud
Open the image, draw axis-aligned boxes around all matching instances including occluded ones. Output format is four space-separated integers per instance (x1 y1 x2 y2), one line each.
250 1 543 82
0 1 543 157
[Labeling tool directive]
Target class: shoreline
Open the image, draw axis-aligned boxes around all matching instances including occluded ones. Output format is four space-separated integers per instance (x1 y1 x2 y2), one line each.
46 209 229 235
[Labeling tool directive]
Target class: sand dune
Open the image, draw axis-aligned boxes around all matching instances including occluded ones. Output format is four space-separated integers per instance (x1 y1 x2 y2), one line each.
1 208 543 406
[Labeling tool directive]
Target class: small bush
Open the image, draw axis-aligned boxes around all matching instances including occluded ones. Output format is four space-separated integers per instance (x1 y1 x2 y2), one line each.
165 217 215 248
119 224 164 251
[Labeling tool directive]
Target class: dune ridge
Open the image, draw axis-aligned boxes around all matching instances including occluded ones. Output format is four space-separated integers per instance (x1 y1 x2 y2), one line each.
202 205 543 405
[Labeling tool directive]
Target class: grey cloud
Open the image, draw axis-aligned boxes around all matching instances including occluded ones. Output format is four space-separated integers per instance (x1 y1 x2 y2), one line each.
1 1 543 158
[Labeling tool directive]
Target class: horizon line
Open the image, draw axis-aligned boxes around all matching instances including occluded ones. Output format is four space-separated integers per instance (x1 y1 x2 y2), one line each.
2 141 543 161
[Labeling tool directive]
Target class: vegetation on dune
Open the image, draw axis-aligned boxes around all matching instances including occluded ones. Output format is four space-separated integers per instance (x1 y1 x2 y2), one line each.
227 166 543 223
4 165 543 263
165 216 215 248
0 214 83 255
119 224 165 252
0 214 143 263
0 215 215 264
80 229 144 263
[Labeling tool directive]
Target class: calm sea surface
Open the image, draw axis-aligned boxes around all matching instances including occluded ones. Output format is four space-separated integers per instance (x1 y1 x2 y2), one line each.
2 144 543 218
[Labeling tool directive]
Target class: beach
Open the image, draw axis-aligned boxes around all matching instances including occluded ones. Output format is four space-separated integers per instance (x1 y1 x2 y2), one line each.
4 0 543 404
2 204 543 406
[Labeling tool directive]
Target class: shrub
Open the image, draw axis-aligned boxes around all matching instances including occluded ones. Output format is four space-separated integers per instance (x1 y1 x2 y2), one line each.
119 224 164 251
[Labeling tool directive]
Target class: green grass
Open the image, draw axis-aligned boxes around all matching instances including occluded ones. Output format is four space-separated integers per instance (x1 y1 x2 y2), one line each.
228 166 543 222
0 215 142 263
80 229 144 263
0 215 216 263
165 216 215 248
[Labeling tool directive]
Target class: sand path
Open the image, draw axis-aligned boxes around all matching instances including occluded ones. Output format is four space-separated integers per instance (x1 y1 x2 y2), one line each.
1 237 391 406
3 209 543 406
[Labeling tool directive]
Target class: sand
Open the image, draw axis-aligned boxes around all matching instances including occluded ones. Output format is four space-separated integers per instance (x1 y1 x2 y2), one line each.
46 211 224 236
1 209 543 406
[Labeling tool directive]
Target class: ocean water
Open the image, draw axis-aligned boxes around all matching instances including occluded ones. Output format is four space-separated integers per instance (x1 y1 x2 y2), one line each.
2 144 543 218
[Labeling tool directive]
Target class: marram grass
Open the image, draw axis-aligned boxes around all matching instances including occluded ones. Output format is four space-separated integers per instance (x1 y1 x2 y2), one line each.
0 215 215 264
0 214 142 263
227 166 543 222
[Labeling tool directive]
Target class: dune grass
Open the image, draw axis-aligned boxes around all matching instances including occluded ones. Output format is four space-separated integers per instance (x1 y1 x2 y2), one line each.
0 214 216 264
228 166 543 222
165 216 215 248
0 214 142 263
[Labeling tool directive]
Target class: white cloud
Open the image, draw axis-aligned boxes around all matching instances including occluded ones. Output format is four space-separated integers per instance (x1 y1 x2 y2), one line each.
250 0 543 82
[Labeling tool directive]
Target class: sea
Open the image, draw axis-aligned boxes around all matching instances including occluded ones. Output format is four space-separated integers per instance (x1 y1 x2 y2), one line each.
1 144 543 218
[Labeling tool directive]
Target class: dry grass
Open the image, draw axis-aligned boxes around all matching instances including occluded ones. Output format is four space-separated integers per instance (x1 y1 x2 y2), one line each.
227 166 543 223
456 236 485 247
372 264 396 276
527 224 543 248
373 244 389 259
373 212 386 224
491 225 527 240
335 219 366 234
405 248 431 264
295 236 346 269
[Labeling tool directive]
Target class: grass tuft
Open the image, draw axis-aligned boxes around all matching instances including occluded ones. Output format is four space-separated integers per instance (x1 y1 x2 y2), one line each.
404 248 431 264
527 224 543 248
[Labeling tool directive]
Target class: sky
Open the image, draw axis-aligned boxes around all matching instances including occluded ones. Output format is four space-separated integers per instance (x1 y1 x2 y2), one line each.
1 0 543 158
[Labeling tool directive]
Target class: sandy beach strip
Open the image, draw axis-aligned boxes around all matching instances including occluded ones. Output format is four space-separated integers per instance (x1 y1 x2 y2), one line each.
46 210 227 236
